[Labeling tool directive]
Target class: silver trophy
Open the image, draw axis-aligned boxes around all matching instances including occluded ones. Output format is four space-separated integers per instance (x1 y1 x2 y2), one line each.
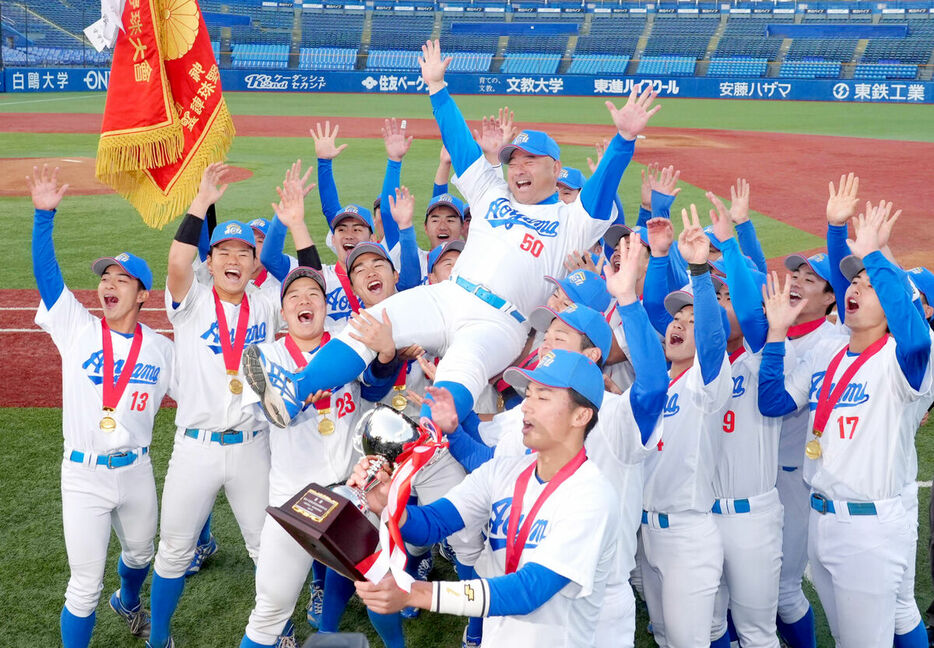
334 404 420 521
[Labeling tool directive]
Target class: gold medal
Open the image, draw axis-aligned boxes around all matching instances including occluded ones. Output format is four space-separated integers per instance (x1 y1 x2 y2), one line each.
229 377 243 394
391 393 407 411
805 439 822 460
318 419 335 435
99 416 117 432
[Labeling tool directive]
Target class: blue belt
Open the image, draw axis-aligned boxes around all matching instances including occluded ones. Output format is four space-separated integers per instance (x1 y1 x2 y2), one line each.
641 511 670 529
781 466 798 472
454 276 526 323
809 493 877 516
69 448 147 469
712 498 751 514
185 429 256 445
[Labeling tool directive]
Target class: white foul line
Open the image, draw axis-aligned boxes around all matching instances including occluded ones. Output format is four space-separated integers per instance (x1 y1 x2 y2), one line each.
0 93 99 107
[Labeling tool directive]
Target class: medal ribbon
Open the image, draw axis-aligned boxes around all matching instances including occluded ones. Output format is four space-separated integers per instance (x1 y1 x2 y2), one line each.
335 262 362 314
101 320 144 411
787 316 826 339
604 299 617 324
504 447 587 574
496 349 539 393
285 332 331 413
356 419 449 590
253 268 268 287
212 288 250 377
812 335 889 435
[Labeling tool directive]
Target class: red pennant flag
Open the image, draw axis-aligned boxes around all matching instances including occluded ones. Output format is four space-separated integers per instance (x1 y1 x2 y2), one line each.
96 0 235 228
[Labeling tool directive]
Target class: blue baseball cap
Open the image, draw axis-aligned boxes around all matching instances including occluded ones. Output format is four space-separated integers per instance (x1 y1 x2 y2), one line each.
504 349 604 410
710 267 767 295
280 266 327 301
498 130 561 165
784 252 831 283
425 193 466 221
332 204 375 232
604 224 649 250
248 218 270 237
908 267 934 309
530 303 613 367
557 166 585 191
545 269 611 313
210 220 255 249
346 241 395 273
91 252 153 291
428 240 465 274
710 256 758 276
703 226 723 252
664 282 732 335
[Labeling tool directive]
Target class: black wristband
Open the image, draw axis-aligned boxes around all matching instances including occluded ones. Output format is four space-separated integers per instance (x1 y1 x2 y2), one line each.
689 262 710 277
205 203 217 238
369 354 404 380
297 245 322 271
174 212 204 246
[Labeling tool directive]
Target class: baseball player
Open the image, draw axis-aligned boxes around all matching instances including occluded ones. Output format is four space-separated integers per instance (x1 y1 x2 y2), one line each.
704 194 786 647
242 39 659 432
758 201 933 647
146 164 282 648
352 350 619 648
29 165 175 648
639 205 732 648
237 266 368 648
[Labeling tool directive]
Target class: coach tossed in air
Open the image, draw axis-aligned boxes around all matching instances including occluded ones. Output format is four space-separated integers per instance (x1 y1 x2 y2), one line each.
242 38 660 432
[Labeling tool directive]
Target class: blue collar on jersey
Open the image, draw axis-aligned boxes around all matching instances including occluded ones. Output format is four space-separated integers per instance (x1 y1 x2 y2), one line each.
537 193 560 205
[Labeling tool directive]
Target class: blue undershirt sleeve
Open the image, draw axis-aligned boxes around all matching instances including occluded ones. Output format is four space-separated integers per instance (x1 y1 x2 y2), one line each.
446 425 495 473
487 563 571 616
721 237 768 352
650 190 674 221
380 159 403 251
396 226 422 291
636 206 651 228
32 209 65 308
259 216 292 282
400 498 466 547
430 89 483 176
863 251 932 390
735 220 768 274
618 301 668 445
316 158 341 226
580 134 635 221
611 194 626 226
644 256 674 336
693 271 727 385
827 223 852 323
198 216 210 262
460 410 482 441
758 341 799 416
433 182 448 197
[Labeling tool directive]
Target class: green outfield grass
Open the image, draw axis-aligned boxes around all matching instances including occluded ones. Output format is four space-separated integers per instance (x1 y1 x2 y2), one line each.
1 406 932 647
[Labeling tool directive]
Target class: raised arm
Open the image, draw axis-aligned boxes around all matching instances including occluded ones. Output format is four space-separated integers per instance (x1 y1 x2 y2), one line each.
387 186 423 291
420 40 483 175
728 179 767 273
378 118 412 251
758 272 812 416
708 191 768 351
311 121 348 225
643 217 677 335
264 161 316 281
433 145 451 196
167 163 228 303
825 173 860 322
605 236 668 445
28 165 69 308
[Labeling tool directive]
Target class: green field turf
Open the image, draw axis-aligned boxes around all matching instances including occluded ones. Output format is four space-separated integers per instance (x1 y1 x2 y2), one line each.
2 89 934 647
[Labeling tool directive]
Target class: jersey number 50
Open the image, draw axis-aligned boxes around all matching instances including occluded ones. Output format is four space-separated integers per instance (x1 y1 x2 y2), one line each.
520 234 544 258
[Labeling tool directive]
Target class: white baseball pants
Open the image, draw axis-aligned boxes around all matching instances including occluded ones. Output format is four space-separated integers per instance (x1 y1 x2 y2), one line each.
776 466 811 624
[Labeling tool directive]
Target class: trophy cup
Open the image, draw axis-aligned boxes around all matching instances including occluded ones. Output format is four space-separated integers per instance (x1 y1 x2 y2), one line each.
267 404 420 581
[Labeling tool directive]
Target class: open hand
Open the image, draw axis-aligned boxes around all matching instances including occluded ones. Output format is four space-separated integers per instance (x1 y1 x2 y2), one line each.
311 121 348 160
383 118 414 162
418 40 452 93
847 200 899 258
729 178 750 224
27 164 69 211
587 138 610 174
650 164 681 197
604 229 646 305
348 311 396 363
388 186 416 229
424 385 459 434
645 217 674 257
606 84 661 141
706 191 734 244
195 162 230 207
762 271 808 339
826 172 860 226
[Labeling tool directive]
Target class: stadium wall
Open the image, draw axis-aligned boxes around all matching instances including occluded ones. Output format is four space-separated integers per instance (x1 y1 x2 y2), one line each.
3 67 933 103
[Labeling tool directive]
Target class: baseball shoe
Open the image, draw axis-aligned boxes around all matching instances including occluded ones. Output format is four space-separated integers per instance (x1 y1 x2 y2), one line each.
462 625 481 648
184 534 218 577
145 637 174 648
275 620 298 648
109 590 150 638
438 538 457 565
401 552 434 619
242 345 302 428
306 581 324 629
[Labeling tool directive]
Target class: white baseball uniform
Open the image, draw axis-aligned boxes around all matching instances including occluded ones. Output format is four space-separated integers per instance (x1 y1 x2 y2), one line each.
489 390 663 648
241 337 363 645
640 355 732 648
36 288 175 616
710 345 789 648
154 280 280 578
321 263 355 334
775 333 934 646
445 454 619 648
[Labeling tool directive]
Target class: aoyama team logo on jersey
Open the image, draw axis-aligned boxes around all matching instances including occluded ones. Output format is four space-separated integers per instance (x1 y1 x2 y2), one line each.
487 497 548 551
807 371 870 410
82 352 161 386
485 198 560 238
326 287 352 321
663 393 680 417
200 321 267 354
731 375 746 397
